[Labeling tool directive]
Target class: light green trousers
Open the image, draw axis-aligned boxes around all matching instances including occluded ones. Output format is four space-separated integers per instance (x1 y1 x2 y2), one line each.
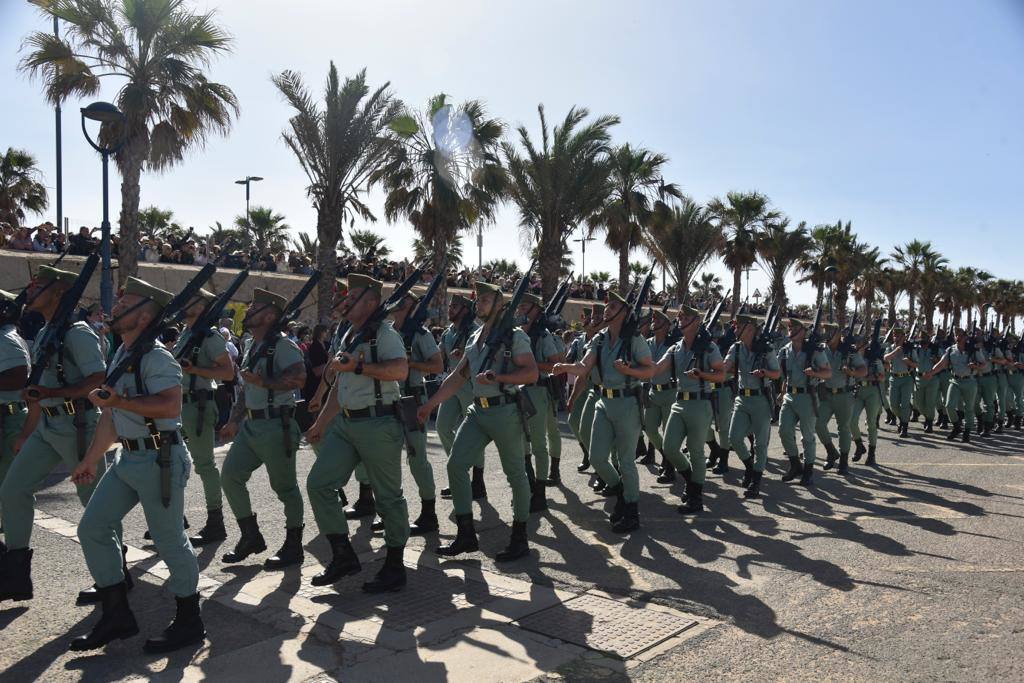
221 417 303 528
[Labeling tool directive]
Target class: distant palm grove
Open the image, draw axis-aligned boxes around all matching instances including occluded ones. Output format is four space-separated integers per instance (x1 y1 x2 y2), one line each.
5 0 1019 329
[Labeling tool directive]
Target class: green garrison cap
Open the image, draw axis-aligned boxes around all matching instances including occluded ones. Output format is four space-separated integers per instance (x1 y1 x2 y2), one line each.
891 326 905 335
347 273 383 296
405 287 427 303
787 317 806 329
123 277 174 307
606 291 628 308
823 322 840 335
677 304 700 318
252 288 288 311
450 294 472 309
0 289 17 304
735 314 760 326
652 310 670 324
35 265 78 286
474 281 503 299
521 293 542 307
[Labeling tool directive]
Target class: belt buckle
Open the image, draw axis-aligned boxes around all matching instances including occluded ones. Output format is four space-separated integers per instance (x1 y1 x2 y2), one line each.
148 434 161 449
479 397 490 409
343 408 351 418
604 389 614 398
63 399 76 415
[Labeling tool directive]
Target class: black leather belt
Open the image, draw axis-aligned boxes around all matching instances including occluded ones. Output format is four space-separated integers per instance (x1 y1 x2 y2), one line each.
891 371 911 378
738 388 761 397
595 386 632 399
0 402 26 416
474 394 516 409
824 387 849 395
402 385 427 397
246 406 294 420
787 387 810 395
42 399 93 417
342 403 397 419
652 381 678 392
676 391 711 401
183 389 215 404
120 431 183 452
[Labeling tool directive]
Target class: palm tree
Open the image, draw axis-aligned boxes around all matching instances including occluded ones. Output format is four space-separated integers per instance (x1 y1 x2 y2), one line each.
137 206 182 242
878 267 906 325
292 232 318 259
372 94 506 305
852 249 885 322
233 206 289 253
798 224 838 308
346 228 390 261
22 0 239 285
414 235 463 269
643 197 721 304
891 240 943 319
691 272 724 303
916 251 950 331
529 242 572 276
273 64 400 320
708 191 778 314
589 271 611 288
588 145 681 293
207 220 241 247
484 259 520 280
0 147 48 228
755 217 811 309
503 105 618 299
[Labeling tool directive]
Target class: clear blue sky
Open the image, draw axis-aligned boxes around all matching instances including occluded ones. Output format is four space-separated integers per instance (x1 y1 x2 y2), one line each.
2 0 1022 305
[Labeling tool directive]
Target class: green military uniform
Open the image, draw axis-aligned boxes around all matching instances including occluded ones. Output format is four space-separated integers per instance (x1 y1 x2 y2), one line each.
524 306 561 483
172 304 228 513
644 333 676 458
79 286 198 598
546 332 566 468
0 317 29 535
306 317 409 549
972 342 997 432
707 330 735 471
942 344 979 435
912 342 941 428
778 335 830 472
886 338 914 427
991 344 1010 428
436 315 483 470
726 331 780 481
815 329 865 467
1006 337 1024 427
850 356 885 460
0 269 107 552
221 292 305 532
661 337 720 495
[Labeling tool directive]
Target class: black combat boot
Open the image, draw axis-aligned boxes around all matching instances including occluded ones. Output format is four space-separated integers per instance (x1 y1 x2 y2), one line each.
529 481 547 513
78 545 133 605
947 421 962 440
311 534 361 585
143 593 206 653
781 455 804 482
409 499 439 536
440 486 452 499
962 428 971 444
0 547 33 602
362 545 406 593
1016 414 1022 430
712 449 731 475
911 408 920 423
677 480 703 515
546 458 562 486
837 452 849 475
471 466 487 500
995 418 1004 434
635 435 650 463
705 440 721 469
822 443 840 471
898 421 909 437
853 439 866 461
744 471 763 499
981 421 992 438
741 456 754 489
865 446 877 467
923 418 934 434
344 484 376 519
222 514 268 563
611 502 640 534
656 453 676 483
606 483 626 523
189 508 227 546
885 409 896 425
264 525 304 570
68 582 139 651
799 461 815 486
436 514 479 557
577 445 591 472
591 475 607 493
495 521 530 562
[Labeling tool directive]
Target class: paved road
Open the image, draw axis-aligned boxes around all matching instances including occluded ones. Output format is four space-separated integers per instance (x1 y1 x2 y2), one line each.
1 416 1022 682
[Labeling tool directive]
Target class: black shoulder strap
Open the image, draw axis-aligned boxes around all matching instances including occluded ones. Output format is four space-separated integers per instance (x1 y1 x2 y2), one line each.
133 348 160 437
264 335 280 407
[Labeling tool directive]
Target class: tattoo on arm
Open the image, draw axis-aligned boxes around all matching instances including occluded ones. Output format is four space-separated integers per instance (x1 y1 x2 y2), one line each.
266 362 306 391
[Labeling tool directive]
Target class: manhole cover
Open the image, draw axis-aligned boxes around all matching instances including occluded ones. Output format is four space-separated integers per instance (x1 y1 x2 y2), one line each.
514 593 698 659
296 560 522 631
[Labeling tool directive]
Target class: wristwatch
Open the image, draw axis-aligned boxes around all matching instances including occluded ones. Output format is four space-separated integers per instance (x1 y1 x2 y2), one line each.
354 360 364 375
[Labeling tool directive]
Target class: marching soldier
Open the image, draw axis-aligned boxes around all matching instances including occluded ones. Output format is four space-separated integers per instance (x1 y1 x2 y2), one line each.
707 320 736 476
218 289 307 569
883 327 915 437
69 278 203 653
304 274 411 593
922 327 977 443
972 327 998 437
0 265 112 605
990 330 1010 433
545 323 567 485
817 323 866 475
643 310 677 483
851 335 885 466
911 328 942 434
0 291 29 554
552 292 654 533
172 289 235 545
437 296 486 501
648 306 725 513
518 293 564 511
566 306 601 474
778 318 832 486
417 281 538 561
1005 332 1024 430
723 314 781 499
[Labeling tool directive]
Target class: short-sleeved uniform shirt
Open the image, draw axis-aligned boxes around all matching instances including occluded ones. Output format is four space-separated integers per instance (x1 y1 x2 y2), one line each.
971 345 991 374
402 326 440 389
528 328 561 379
667 339 722 394
463 326 532 399
779 342 830 389
441 320 479 370
991 346 1006 372
886 344 913 374
33 321 106 408
822 347 865 389
943 345 974 378
335 322 405 411
648 336 674 386
565 334 586 363
725 342 780 391
912 345 941 376
240 335 304 409
592 332 651 391
172 327 228 392
108 343 183 437
0 324 30 404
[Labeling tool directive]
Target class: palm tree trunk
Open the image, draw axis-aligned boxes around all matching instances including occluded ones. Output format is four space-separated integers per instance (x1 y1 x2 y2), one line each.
908 294 916 319
731 267 742 315
773 273 786 310
887 296 897 325
618 248 629 295
539 231 561 302
835 285 849 326
815 283 824 310
115 145 146 287
314 204 341 323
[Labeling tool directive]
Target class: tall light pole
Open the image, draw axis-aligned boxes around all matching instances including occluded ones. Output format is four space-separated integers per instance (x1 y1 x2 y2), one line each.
53 14 63 236
81 101 127 314
235 175 263 235
477 222 483 271
742 265 757 303
572 227 594 281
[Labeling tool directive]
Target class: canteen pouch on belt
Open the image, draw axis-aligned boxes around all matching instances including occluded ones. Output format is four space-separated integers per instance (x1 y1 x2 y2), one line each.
158 436 172 508
398 395 423 433
516 388 538 420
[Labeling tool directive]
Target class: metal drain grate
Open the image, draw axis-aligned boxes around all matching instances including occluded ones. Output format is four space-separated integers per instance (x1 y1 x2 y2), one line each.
514 593 698 659
295 560 522 632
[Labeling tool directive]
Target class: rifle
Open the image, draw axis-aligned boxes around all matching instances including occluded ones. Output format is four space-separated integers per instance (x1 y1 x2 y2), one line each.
535 272 574 335
399 268 444 347
620 267 656 347
337 263 424 357
752 304 781 415
173 268 250 437
838 309 858 355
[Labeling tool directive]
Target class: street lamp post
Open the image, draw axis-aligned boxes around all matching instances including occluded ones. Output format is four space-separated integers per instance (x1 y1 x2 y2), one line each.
234 175 263 235
54 14 63 237
81 101 127 314
572 227 595 282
